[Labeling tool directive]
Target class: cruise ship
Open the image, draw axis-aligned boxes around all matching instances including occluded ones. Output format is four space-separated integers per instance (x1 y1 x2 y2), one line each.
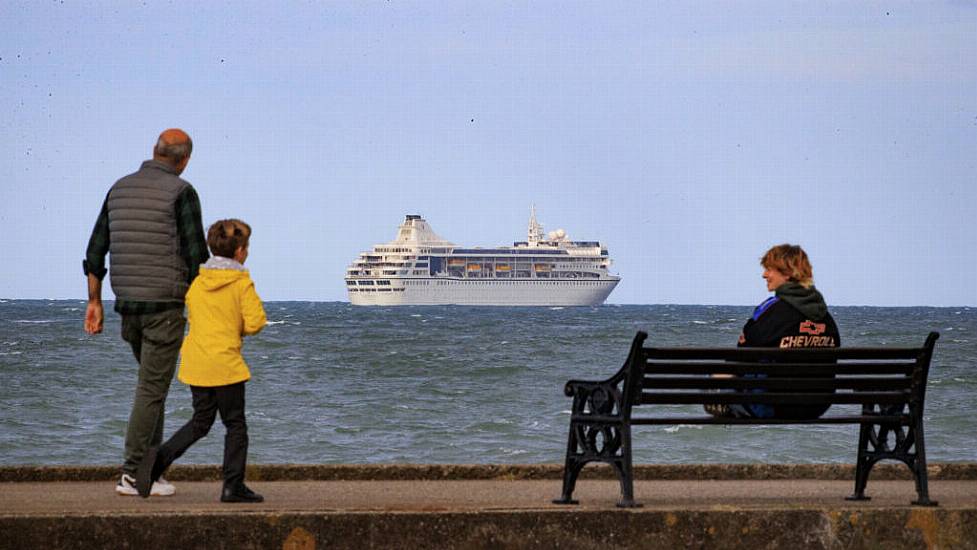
345 208 620 306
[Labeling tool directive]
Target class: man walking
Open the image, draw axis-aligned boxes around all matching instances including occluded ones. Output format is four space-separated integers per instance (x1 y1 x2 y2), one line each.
84 129 209 496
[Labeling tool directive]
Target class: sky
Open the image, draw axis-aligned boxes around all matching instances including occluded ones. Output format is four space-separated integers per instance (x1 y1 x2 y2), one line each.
1 1 974 306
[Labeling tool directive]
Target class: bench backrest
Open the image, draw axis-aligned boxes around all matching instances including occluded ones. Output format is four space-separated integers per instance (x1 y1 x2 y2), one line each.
622 331 939 414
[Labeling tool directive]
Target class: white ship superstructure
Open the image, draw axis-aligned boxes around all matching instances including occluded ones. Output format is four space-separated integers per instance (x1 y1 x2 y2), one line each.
345 208 621 306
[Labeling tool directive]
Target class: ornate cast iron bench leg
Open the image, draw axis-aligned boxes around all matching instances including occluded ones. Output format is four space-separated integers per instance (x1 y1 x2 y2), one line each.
613 424 640 508
910 408 938 507
846 421 873 502
555 332 645 507
553 423 583 505
847 406 939 507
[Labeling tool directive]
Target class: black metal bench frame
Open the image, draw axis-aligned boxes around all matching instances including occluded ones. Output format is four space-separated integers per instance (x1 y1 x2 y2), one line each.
553 331 940 507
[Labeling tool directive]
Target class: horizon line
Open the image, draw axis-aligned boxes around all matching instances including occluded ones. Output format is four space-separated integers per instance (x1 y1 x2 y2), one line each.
2 298 974 309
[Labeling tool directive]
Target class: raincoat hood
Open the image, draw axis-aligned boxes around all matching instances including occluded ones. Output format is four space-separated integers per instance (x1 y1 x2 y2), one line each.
203 255 247 271
194 257 249 292
775 282 829 321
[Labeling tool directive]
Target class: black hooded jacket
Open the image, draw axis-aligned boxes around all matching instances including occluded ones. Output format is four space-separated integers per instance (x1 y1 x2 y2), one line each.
739 282 841 419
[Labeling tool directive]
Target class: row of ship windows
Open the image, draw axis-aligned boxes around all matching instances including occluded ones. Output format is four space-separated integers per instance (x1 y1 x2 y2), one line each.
447 271 600 278
348 279 609 287
348 288 406 292
374 248 599 256
398 280 608 286
363 260 599 265
357 262 429 267
353 280 391 286
361 258 600 264
350 271 601 279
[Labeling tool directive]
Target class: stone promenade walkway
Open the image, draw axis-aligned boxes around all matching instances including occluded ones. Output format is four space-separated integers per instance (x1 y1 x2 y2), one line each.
3 478 977 514
2 466 976 549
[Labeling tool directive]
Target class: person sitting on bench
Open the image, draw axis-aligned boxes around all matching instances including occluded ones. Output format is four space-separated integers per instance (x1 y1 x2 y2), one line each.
706 243 841 419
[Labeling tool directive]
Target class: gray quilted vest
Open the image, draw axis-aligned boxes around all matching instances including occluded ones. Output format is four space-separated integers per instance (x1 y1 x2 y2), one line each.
107 160 191 302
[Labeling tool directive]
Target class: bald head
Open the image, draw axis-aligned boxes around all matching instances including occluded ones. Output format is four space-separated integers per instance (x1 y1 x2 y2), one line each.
153 128 192 173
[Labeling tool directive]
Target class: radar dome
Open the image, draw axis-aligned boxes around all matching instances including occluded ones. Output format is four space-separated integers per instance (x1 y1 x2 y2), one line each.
547 231 558 240
556 229 566 239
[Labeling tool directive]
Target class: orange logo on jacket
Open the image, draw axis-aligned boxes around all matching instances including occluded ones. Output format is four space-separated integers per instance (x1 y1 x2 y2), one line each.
799 320 826 335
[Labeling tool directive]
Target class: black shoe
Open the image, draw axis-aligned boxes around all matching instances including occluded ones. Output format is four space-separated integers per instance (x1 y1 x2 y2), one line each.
221 483 264 503
135 446 159 499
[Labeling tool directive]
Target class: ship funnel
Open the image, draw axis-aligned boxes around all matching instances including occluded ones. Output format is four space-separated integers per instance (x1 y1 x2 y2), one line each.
393 215 455 246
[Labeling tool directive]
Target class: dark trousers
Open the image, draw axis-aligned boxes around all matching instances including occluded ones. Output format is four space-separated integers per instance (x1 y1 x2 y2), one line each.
121 308 186 475
154 382 249 488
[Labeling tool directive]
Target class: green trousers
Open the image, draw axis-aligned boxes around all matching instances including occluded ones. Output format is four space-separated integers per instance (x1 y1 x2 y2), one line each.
120 308 186 475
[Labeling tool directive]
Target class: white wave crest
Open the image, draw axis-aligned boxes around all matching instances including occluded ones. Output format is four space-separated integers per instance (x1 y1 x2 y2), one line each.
663 424 704 433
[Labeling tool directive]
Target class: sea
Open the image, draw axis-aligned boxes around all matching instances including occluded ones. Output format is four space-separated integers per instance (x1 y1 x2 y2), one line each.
0 300 974 466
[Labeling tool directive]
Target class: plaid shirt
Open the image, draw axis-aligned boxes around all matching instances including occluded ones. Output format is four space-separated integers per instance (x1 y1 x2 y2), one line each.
84 181 208 315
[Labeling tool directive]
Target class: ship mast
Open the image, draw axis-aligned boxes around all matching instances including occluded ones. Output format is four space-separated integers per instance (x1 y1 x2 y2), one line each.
527 205 544 247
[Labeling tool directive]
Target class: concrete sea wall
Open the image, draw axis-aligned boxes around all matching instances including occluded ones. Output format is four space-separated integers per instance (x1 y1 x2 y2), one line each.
2 464 975 549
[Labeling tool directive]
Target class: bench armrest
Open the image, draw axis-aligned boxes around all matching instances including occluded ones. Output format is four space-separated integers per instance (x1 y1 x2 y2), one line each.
564 378 624 418
562 376 622 397
561 332 647 419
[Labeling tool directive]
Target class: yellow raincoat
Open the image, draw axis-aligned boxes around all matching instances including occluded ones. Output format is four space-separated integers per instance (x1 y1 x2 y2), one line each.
178 266 267 387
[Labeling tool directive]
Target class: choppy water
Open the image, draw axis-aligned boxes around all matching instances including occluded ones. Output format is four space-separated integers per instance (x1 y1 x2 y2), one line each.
0 300 974 466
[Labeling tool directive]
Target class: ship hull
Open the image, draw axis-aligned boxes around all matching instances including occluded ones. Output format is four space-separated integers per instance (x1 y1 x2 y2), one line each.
348 278 619 306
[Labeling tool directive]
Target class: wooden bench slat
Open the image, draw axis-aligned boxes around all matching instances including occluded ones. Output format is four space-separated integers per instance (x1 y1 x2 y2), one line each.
568 414 909 425
642 376 912 391
644 362 915 376
644 347 923 361
640 391 908 405
630 415 907 425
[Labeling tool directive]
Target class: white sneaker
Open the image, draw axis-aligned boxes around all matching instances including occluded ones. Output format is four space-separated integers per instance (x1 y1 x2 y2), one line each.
154 476 176 496
115 474 176 497
116 474 138 496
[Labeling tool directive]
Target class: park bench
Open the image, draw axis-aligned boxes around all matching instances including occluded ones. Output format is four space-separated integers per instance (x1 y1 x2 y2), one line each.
553 331 940 507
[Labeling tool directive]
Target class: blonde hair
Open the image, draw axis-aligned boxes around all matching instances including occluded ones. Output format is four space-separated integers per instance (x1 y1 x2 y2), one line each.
207 219 251 258
761 244 814 288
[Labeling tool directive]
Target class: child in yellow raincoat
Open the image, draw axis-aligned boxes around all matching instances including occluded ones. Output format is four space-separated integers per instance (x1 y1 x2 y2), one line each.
136 219 267 502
